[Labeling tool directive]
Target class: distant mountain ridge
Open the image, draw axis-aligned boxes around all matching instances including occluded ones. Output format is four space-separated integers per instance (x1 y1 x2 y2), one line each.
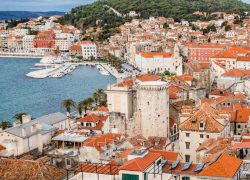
0 11 65 20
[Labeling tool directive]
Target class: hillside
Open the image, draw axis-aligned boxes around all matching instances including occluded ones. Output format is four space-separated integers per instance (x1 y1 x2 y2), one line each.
61 0 250 29
0 11 65 21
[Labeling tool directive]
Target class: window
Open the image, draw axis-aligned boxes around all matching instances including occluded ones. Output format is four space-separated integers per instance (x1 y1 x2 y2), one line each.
185 142 190 149
185 155 190 162
182 177 190 180
156 159 161 165
238 124 241 128
200 122 204 128
206 135 209 138
122 174 139 180
66 159 71 165
80 122 84 126
200 134 204 138
186 133 190 137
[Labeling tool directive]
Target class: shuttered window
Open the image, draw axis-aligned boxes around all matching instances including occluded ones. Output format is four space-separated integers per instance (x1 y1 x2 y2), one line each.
122 174 139 180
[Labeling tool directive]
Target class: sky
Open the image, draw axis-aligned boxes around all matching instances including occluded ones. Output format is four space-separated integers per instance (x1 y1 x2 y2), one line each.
0 0 95 12
0 0 249 12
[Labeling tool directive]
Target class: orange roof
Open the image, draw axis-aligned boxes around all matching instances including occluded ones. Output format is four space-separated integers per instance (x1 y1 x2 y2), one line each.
117 79 133 88
75 163 119 175
84 133 122 151
119 149 136 158
177 74 193 81
78 114 108 131
222 69 250 77
149 149 179 161
179 103 227 133
235 109 250 123
69 44 81 50
229 46 248 54
212 50 237 58
136 74 160 82
117 74 160 88
78 114 108 123
137 52 172 58
96 106 109 112
119 152 161 171
199 154 242 178
237 56 250 62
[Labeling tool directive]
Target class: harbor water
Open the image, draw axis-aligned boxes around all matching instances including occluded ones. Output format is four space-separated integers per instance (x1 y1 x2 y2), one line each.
0 57 116 122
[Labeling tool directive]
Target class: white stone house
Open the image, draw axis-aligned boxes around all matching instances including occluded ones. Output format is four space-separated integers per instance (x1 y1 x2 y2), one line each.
179 103 230 163
0 112 70 157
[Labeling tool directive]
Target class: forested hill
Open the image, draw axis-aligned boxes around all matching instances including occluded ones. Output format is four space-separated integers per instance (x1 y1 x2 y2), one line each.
61 0 250 29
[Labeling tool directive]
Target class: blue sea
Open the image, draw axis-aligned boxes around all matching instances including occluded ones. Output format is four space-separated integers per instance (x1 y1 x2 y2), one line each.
0 58 116 122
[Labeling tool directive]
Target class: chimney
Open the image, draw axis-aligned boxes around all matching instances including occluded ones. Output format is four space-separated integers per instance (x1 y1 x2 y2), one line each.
22 114 32 124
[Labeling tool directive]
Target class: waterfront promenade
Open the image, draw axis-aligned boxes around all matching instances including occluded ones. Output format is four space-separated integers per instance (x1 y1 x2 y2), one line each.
0 52 44 58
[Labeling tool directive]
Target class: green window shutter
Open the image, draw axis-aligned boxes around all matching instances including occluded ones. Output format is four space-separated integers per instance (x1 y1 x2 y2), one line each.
122 174 139 180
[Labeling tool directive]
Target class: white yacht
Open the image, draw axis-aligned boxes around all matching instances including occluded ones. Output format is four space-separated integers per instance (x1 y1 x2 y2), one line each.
99 68 110 76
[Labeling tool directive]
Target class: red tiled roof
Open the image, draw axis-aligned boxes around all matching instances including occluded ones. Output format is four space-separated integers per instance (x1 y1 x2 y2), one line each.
199 154 242 178
119 152 161 171
0 158 66 179
149 149 179 161
222 69 250 77
179 102 227 133
136 74 160 82
137 52 172 58
84 133 122 151
78 114 108 123
75 163 119 175
69 44 81 50
96 106 109 112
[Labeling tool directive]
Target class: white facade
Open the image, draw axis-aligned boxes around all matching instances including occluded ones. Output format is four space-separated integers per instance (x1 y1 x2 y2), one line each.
134 45 183 75
179 130 228 163
81 42 97 60
23 35 35 51
55 33 74 51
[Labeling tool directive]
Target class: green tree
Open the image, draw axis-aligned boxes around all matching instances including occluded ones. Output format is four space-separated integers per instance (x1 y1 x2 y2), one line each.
0 121 12 130
14 112 27 124
61 99 76 115
80 98 94 114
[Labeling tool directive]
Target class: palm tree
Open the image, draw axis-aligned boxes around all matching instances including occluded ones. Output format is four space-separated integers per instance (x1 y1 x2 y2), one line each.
14 112 27 124
61 99 76 116
77 102 84 116
92 91 100 106
80 97 94 115
0 121 12 130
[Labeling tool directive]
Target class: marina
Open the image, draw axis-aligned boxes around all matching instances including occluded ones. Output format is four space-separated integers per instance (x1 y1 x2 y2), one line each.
0 57 116 121
26 56 123 79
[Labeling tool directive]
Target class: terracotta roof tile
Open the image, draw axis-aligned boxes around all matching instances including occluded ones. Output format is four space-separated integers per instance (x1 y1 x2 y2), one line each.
137 52 172 58
119 152 161 171
179 102 227 133
0 158 66 180
199 154 242 178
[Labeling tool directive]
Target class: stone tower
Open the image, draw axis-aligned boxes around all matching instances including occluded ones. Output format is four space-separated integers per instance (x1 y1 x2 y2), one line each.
136 81 169 138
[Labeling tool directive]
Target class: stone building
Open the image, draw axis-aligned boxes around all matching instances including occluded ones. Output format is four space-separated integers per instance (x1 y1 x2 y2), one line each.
106 74 170 139
134 81 169 138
